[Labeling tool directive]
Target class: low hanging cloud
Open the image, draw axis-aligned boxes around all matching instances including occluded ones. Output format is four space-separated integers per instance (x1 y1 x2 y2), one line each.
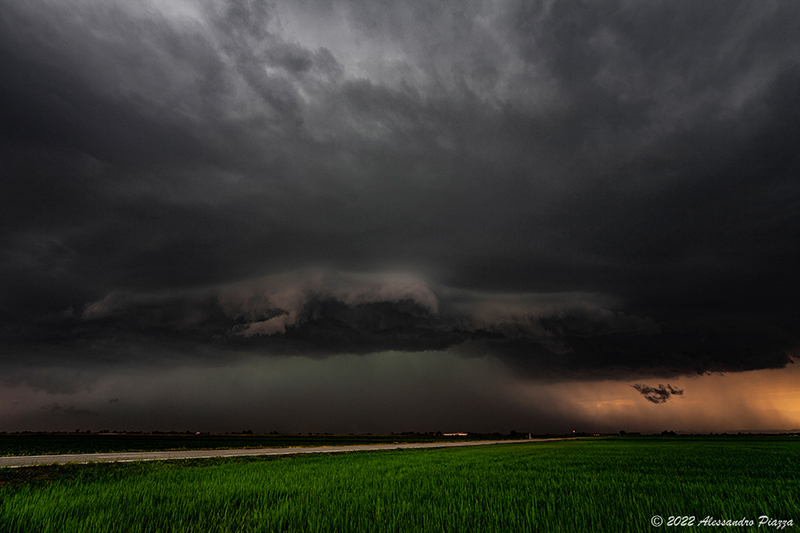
632 384 685 404
59 268 799 380
218 270 440 336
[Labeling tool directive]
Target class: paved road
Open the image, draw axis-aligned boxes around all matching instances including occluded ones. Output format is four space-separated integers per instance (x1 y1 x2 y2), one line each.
0 438 572 468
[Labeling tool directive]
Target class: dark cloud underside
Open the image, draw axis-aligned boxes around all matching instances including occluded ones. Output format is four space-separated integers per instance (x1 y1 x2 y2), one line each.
0 0 798 393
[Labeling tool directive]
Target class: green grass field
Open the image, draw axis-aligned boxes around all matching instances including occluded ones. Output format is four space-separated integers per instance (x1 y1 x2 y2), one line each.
1 437 798 532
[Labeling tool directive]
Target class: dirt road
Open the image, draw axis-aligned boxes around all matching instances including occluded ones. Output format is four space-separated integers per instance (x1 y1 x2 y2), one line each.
0 438 572 468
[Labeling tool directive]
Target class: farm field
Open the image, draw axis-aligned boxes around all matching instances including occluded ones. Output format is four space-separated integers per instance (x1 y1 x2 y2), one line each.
0 433 516 457
1 437 799 532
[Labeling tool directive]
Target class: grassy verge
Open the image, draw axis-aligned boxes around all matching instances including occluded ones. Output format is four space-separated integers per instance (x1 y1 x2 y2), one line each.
1 437 799 532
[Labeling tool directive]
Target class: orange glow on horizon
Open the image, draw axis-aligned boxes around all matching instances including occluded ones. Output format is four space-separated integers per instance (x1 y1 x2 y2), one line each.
508 362 800 434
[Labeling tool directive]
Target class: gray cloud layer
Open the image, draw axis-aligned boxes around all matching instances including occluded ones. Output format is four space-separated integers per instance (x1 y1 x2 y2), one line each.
2 270 794 394
1 0 799 394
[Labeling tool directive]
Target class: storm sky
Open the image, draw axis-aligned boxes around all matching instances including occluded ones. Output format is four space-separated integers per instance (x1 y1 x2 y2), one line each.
1 0 799 433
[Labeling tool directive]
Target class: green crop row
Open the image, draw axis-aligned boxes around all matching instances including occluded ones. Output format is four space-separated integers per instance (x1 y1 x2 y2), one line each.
2 438 799 532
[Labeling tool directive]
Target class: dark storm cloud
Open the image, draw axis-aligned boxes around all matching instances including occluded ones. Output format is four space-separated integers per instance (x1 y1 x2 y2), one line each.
632 384 684 404
1 0 799 385
44 403 98 418
0 270 787 390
